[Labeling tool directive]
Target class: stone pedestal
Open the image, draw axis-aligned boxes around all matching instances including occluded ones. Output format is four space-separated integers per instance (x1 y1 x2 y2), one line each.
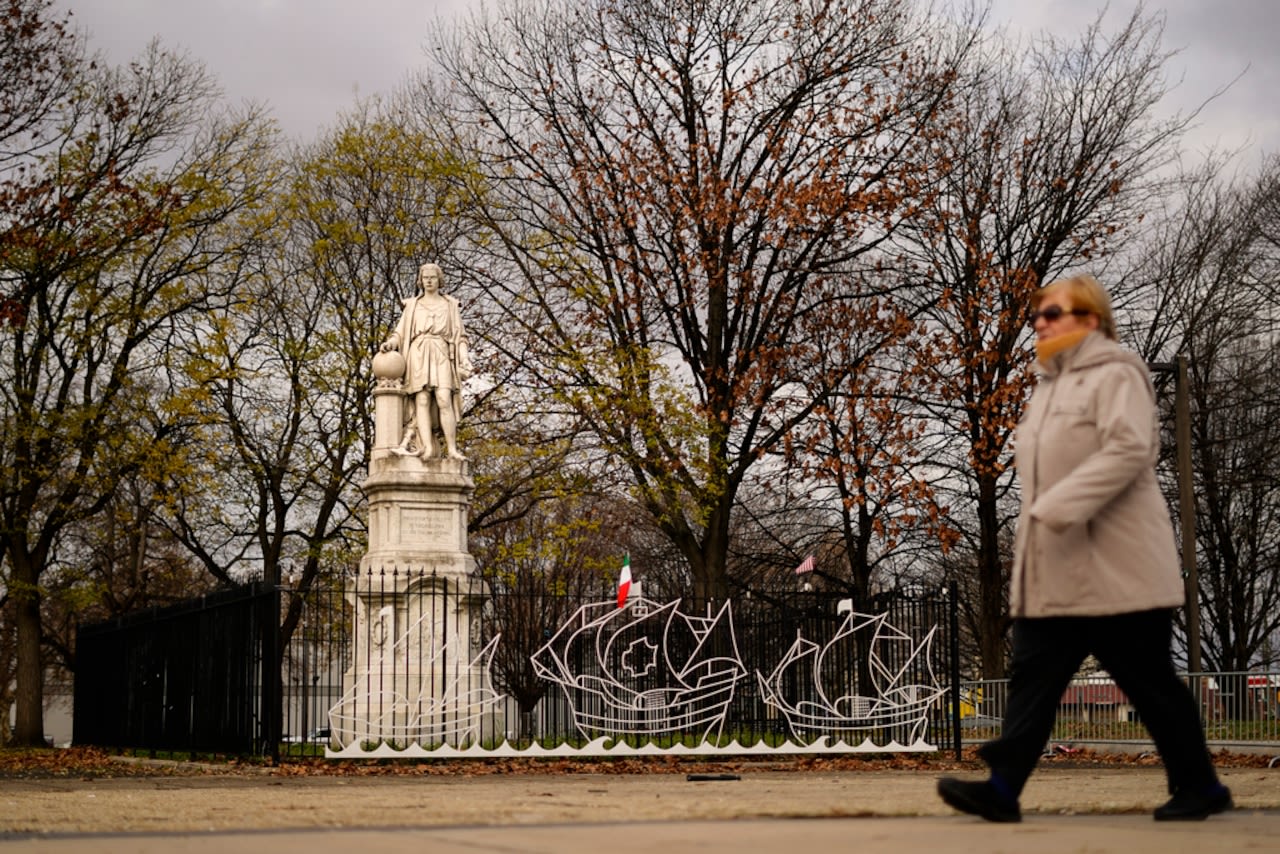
363 453 476 575
329 382 498 751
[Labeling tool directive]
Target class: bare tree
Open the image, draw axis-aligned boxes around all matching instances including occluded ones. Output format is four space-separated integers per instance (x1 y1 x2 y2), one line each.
1127 156 1280 670
787 324 958 605
0 0 79 172
475 490 627 740
39 470 220 697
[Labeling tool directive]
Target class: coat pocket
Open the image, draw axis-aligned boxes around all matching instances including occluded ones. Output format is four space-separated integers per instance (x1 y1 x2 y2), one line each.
1035 520 1098 610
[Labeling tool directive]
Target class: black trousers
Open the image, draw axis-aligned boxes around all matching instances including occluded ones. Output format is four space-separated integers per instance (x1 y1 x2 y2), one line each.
978 609 1218 798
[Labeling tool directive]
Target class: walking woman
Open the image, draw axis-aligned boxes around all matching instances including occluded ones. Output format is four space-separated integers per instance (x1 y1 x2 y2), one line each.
937 274 1230 822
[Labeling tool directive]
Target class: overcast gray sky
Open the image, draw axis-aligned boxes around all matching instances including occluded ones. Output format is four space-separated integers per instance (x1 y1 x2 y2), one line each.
60 0 1278 167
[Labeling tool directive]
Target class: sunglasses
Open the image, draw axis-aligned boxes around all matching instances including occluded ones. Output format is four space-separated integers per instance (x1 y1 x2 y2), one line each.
1028 305 1092 327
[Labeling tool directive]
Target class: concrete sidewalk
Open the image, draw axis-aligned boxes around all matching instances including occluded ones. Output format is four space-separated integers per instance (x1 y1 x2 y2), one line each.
1 765 1277 852
2 814 1279 854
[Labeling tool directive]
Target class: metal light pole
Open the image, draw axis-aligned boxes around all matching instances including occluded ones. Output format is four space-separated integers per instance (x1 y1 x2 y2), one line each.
1175 355 1202 674
1151 356 1201 673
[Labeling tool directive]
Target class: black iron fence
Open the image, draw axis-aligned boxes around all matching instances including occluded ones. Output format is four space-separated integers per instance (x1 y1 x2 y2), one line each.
280 571 961 757
74 582 280 755
75 573 961 758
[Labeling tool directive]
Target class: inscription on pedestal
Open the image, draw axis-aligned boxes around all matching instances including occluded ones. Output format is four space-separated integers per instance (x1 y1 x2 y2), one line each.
400 507 455 547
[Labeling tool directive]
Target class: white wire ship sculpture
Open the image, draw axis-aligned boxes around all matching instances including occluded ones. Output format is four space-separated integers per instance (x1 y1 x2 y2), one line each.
327 609 504 752
531 597 748 743
756 607 943 747
325 594 943 756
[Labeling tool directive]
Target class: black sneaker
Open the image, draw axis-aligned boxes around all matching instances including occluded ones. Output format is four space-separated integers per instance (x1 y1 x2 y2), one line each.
1154 784 1233 821
937 777 1022 823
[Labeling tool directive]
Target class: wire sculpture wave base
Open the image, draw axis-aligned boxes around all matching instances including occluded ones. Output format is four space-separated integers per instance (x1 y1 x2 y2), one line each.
325 735 937 759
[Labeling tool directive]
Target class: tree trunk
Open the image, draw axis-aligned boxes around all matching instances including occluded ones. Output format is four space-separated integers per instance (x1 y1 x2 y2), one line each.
701 500 732 604
11 563 45 746
976 473 1007 679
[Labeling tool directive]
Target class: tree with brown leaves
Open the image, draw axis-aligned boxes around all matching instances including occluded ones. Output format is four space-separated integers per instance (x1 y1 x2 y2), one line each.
896 9 1191 677
426 0 972 603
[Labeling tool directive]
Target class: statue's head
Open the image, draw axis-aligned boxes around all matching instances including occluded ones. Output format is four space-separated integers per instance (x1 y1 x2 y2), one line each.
417 263 444 293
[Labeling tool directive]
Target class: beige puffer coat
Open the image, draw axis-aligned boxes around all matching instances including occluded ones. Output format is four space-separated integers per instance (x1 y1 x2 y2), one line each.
1010 332 1185 617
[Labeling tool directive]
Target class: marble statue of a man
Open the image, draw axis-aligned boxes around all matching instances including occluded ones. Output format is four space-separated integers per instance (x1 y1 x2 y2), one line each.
380 262 473 461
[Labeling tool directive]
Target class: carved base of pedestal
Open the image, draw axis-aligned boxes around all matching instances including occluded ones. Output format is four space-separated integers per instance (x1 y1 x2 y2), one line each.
328 592 502 750
330 662 503 750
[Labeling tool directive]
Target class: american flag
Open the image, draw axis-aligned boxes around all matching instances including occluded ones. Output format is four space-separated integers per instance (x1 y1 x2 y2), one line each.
794 554 815 575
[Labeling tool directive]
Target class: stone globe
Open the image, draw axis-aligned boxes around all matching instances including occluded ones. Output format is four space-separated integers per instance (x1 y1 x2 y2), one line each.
371 349 406 381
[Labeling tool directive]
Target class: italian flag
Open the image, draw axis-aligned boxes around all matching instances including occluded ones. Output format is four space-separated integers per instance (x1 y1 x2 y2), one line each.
617 554 632 609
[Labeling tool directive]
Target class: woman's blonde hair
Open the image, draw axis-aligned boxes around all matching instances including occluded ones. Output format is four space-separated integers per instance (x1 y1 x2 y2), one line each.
1032 273 1116 340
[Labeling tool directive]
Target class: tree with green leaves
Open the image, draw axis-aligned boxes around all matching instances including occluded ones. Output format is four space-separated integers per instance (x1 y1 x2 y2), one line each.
161 106 465 648
163 99 593 667
0 0 277 744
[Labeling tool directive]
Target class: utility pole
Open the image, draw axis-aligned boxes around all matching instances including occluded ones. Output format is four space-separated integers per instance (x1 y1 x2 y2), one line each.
1150 357 1201 673
1176 355 1202 673
1152 358 1198 670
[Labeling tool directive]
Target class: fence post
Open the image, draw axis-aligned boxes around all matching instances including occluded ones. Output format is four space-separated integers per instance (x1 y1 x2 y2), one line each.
949 580 962 760
261 582 282 760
